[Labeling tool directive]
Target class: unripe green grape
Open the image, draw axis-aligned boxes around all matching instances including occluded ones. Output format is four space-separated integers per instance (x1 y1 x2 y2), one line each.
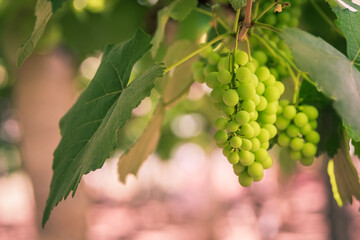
217 57 230 71
264 86 280 101
301 105 319 120
270 68 279 79
258 113 277 124
241 123 255 138
256 82 265 95
235 50 249 66
261 156 273 169
277 105 283 115
217 69 232 84
251 94 260 105
274 81 285 95
236 67 252 82
193 68 205 83
207 52 220 65
261 142 269 149
263 75 276 86
210 88 225 103
283 105 297 120
222 145 233 157
290 151 302 160
253 51 268 65
199 45 213 58
256 66 271 82
203 64 217 76
212 102 222 112
228 151 240 164
242 99 256 112
233 163 246 175
294 112 309 127
251 74 259 87
290 137 304 151
250 138 261 152
254 148 268 163
230 136 242 148
256 96 268 111
249 121 261 136
227 120 240 132
191 61 204 73
205 72 221 89
286 124 300 138
258 128 270 143
245 62 256 73
250 111 258 121
223 89 239 107
278 12 291 23
306 130 320 144
276 64 287 77
253 173 264 182
300 124 312 135
238 171 253 187
237 83 256 100
213 130 228 144
247 162 264 179
235 111 250 125
302 142 317 157
291 7 302 17
241 138 253 151
221 104 235 115
309 120 318 130
275 116 290 130
279 99 290 107
239 150 255 166
264 101 278 115
214 117 228 130
277 133 290 147
263 124 277 138
216 142 228 148
300 157 314 166
264 14 276 25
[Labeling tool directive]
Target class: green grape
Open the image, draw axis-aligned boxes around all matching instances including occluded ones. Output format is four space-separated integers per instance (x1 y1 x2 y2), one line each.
237 83 256 100
205 72 221 88
291 7 302 17
203 64 217 76
217 56 230 71
279 99 290 107
250 111 258 121
258 128 270 143
216 142 228 148
241 123 255 138
250 138 261 152
256 66 271 82
256 82 265 95
193 68 205 83
276 64 287 77
261 142 269 149
199 45 213 58
249 121 261 136
274 81 285 95
300 123 312 135
270 68 279 79
260 156 273 169
264 86 280 101
228 151 240 164
256 96 268 111
301 105 319 120
275 116 290 130
300 157 314 166
278 12 291 23
251 74 259 87
309 120 318 130
236 67 252 82
238 171 253 187
222 145 233 157
247 162 264 179
294 112 309 127
254 148 268 163
217 69 232 84
221 104 235 115
235 111 250 125
227 120 240 132
290 137 304 151
283 105 297 120
214 117 228 130
258 113 276 124
253 51 268 65
263 75 276 86
235 50 249 66
263 124 277 138
277 133 290 147
305 131 320 144
251 94 260 105
213 130 228 144
230 136 242 148
242 99 256 112
264 14 276 25
276 105 283 115
286 124 299 138
264 101 278 115
210 88 225 103
191 61 204 73
290 151 302 161
302 142 317 157
253 174 264 182
223 89 239 107
207 52 220 65
233 163 246 175
245 62 256 73
212 102 222 112
241 138 253 151
239 150 255 166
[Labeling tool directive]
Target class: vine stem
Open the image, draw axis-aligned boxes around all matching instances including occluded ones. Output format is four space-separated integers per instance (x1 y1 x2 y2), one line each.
195 8 231 32
253 1 277 23
163 33 234 74
238 0 253 41
233 9 241 33
253 23 281 34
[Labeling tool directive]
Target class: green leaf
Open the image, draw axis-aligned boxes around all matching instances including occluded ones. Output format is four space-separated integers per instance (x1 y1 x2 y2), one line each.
334 9 360 64
344 122 360 141
42 29 164 227
50 0 67 11
16 0 53 67
281 28 360 144
352 140 360 159
328 0 360 11
118 103 165 183
332 131 360 205
229 0 253 10
151 0 197 57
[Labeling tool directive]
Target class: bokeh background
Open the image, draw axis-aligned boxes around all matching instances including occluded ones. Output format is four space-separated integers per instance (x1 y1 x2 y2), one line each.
0 0 360 239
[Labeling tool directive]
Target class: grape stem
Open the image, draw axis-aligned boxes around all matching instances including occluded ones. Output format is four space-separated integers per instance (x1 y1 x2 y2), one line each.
253 23 281 34
195 8 231 32
163 33 234 74
238 0 253 41
253 1 290 23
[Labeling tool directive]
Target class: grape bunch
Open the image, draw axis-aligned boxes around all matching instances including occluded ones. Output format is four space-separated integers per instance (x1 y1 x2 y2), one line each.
191 46 284 187
275 100 320 165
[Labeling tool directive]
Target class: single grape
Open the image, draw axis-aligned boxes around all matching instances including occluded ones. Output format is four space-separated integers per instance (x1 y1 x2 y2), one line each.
210 87 225 103
254 148 268 163
228 151 240 164
256 96 268 111
250 138 261 152
261 142 269 149
191 61 204 73
205 72 221 89
221 104 235 115
235 111 250 125
245 62 256 73
253 174 264 182
263 124 277 138
236 67 252 82
242 99 256 112
250 111 258 121
261 156 273 169
237 83 256 100
213 130 228 144
279 99 290 107
277 133 290 147
241 138 253 151
217 56 230 71
238 171 253 187
263 75 276 86
203 64 217 76
286 124 299 138
264 14 276 25
256 66 271 82
306 130 320 144
222 145 232 157
230 136 243 148
300 123 312 135
309 120 318 130
264 101 278 115
253 51 268 65
235 50 249 66
283 105 297 120
290 137 304 151
217 69 232 84
300 157 314 166
264 86 280 101
247 162 264 179
256 82 265 95
302 142 317 157
301 105 319 120
258 113 277 124
223 89 239 107
258 128 270 143
216 142 228 148
227 120 240 132
274 81 285 95
233 163 246 175
193 68 205 83
276 105 283 115
214 117 228 130
290 151 302 160
249 121 261 136
199 45 213 58
275 116 290 130
294 112 309 128
239 150 255 166
241 123 255 138
251 94 261 106
207 52 220 65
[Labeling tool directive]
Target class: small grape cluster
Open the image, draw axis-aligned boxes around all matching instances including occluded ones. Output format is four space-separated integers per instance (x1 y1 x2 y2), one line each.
191 46 284 187
276 100 320 165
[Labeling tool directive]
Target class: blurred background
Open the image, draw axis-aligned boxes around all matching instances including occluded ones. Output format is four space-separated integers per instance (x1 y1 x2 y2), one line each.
0 0 360 239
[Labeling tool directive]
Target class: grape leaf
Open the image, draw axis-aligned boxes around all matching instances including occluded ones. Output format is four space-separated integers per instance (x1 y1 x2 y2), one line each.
151 0 197 57
332 131 360 205
334 9 360 64
42 29 164 226
281 28 360 143
17 0 53 67
118 103 165 183
328 0 360 11
229 0 249 10
50 0 67 11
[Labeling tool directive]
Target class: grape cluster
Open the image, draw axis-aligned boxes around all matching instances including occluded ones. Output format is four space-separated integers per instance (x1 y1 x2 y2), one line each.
276 100 320 165
191 46 284 187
